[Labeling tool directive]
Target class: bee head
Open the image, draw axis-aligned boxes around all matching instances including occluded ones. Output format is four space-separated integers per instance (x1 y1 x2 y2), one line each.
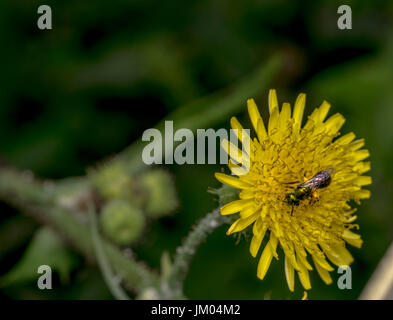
285 192 300 206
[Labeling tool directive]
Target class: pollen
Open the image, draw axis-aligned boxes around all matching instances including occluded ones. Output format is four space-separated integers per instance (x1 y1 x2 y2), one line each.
215 89 371 292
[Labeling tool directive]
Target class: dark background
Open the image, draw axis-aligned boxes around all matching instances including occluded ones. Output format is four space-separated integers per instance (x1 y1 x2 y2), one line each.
0 0 392 299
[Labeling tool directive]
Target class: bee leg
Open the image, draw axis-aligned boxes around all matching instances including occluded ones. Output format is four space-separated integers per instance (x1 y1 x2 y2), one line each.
291 206 294 216
310 191 320 204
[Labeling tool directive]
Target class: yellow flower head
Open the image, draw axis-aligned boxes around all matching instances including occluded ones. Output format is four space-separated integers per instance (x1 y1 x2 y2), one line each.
215 89 371 292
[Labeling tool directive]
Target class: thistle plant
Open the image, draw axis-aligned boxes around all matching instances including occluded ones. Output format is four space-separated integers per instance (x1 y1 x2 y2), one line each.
0 45 386 299
215 89 371 291
0 58 289 299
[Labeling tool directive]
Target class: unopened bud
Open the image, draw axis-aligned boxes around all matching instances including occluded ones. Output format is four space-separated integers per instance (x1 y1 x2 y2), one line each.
99 199 145 245
140 169 178 217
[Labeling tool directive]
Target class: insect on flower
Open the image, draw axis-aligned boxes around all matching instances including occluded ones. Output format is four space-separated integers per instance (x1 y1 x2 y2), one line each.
285 167 336 214
215 89 372 292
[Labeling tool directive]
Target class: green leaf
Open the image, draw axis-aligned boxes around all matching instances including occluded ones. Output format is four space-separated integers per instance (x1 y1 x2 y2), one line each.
0 227 78 287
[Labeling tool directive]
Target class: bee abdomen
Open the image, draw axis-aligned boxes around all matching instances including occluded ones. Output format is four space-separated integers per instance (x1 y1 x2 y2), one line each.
297 169 332 190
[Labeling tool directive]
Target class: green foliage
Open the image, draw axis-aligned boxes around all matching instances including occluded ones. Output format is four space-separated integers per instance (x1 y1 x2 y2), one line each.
0 0 392 300
0 228 78 287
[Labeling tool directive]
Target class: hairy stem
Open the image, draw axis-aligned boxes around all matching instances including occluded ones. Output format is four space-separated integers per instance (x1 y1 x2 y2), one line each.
0 56 281 296
166 209 226 298
88 205 130 300
0 169 160 293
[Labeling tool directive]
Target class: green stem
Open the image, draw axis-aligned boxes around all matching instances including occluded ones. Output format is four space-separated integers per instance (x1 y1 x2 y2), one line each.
167 209 225 298
0 56 281 296
0 169 160 293
88 205 130 300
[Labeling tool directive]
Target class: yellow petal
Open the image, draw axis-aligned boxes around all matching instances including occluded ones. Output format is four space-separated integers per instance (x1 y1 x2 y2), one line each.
285 255 295 292
257 234 278 280
293 93 306 133
352 149 370 161
345 215 358 223
268 89 279 114
342 229 363 248
322 244 354 267
226 212 258 235
308 108 319 123
215 173 252 189
256 118 267 142
295 247 313 271
324 113 345 135
344 237 363 248
350 139 365 151
318 100 331 123
239 189 255 199
355 189 371 200
253 215 265 236
322 248 342 267
312 253 334 271
333 245 354 266
269 234 279 260
228 159 248 176
297 259 311 290
279 102 291 128
240 205 259 218
354 176 372 186
268 107 279 136
353 161 371 174
250 225 267 257
295 244 307 257
312 255 333 285
221 138 250 165
220 199 253 215
247 99 263 134
335 132 356 145
280 240 299 271
230 117 251 144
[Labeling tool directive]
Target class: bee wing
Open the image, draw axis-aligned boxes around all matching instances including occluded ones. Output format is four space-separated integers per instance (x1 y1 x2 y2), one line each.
297 180 315 189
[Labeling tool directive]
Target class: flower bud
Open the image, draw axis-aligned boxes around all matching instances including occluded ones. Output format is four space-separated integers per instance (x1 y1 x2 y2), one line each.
90 163 131 200
90 163 148 208
99 199 145 245
140 169 178 217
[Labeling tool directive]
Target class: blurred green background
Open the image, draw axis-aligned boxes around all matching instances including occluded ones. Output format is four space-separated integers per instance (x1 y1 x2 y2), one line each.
0 0 393 300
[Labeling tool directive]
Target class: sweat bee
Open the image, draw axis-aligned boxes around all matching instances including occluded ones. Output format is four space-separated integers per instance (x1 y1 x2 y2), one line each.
285 167 335 214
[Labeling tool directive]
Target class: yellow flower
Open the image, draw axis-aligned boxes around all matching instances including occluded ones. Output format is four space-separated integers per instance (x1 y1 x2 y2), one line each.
215 89 371 291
